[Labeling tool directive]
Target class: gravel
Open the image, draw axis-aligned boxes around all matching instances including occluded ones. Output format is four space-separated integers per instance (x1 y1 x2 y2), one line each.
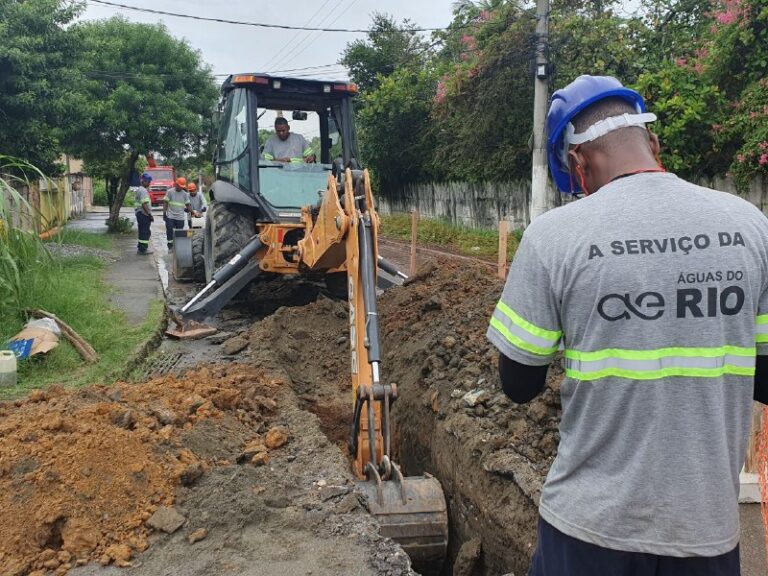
44 243 115 262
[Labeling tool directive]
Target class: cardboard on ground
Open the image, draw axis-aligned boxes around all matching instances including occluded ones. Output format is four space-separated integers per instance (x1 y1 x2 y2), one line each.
9 326 59 357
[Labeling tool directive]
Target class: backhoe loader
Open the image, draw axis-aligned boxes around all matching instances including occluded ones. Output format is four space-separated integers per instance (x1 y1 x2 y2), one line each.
171 74 448 571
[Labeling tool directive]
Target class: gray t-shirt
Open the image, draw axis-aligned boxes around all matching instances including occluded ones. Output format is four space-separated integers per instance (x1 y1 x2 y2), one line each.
188 192 206 213
164 187 190 220
263 132 312 163
133 186 150 212
487 172 768 557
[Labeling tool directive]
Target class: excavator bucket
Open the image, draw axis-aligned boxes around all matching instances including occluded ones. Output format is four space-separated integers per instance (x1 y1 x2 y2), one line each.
356 470 448 572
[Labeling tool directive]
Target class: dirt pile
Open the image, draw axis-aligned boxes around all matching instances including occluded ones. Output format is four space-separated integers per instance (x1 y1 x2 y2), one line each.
380 261 563 575
0 364 299 576
2 356 413 576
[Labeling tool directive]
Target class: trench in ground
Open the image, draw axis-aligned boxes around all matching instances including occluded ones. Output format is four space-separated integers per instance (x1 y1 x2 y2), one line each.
243 261 561 576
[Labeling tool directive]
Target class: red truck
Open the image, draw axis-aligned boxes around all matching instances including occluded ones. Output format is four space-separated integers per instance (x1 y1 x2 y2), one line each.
145 165 176 206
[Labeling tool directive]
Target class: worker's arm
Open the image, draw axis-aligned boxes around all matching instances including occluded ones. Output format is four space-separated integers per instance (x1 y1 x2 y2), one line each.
499 353 549 403
486 228 561 398
755 356 768 404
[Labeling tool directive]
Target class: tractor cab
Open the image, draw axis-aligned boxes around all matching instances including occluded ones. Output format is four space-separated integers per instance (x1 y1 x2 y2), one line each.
211 74 360 223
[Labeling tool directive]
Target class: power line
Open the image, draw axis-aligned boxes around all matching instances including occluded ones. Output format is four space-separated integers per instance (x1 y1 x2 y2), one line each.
261 0 336 70
275 0 366 71
86 0 454 33
268 0 351 72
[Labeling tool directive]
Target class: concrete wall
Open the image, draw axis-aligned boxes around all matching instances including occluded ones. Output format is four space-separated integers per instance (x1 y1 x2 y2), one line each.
377 175 768 230
1 172 91 234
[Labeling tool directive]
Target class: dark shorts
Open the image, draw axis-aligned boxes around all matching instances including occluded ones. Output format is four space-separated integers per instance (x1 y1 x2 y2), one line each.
529 517 740 576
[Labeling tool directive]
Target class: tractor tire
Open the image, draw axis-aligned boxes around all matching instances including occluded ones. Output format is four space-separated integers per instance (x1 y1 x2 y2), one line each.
204 201 256 283
191 229 206 283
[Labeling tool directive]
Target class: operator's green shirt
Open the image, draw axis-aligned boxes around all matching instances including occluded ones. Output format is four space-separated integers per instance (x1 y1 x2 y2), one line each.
263 132 313 163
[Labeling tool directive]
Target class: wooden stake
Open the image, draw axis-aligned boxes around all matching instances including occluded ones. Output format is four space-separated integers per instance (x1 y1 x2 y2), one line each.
498 219 508 280
28 308 98 363
410 210 419 276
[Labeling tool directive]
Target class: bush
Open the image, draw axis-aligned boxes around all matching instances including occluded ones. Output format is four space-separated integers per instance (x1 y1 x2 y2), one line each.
92 179 108 206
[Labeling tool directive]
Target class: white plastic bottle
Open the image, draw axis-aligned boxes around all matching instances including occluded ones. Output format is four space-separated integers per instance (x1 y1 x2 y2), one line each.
0 350 17 387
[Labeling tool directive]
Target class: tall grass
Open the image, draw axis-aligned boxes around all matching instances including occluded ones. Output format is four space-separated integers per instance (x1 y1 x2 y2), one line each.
0 156 163 393
0 156 52 320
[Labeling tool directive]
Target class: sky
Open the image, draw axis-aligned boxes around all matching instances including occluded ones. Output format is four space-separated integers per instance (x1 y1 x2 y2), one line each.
81 0 458 81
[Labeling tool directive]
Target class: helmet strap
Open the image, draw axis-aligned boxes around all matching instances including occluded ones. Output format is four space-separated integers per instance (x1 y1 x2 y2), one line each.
568 147 592 196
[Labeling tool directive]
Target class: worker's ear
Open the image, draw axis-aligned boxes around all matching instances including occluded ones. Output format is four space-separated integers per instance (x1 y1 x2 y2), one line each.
648 130 661 158
567 145 588 173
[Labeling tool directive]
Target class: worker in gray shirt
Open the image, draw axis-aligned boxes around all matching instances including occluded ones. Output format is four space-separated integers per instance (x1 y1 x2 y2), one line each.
163 177 190 251
488 75 768 576
186 181 206 229
262 117 315 163
134 172 154 255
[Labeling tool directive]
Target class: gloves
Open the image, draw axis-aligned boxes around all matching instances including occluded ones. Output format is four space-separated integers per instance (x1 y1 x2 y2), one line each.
162 214 168 222
149 215 155 222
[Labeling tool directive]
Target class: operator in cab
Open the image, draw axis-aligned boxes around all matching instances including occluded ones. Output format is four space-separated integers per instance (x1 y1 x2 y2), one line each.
263 117 316 164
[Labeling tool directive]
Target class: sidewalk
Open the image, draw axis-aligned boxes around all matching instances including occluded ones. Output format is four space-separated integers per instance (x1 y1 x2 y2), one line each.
66 207 169 323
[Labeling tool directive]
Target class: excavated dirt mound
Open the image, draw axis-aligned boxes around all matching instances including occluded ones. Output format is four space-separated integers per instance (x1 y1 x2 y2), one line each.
381 262 563 575
0 362 413 576
240 261 563 575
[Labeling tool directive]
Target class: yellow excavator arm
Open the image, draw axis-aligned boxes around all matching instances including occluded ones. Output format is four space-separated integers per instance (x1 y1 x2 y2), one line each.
297 169 448 570
172 168 447 570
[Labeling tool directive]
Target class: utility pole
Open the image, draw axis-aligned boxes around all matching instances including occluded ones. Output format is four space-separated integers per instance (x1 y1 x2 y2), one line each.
530 0 552 222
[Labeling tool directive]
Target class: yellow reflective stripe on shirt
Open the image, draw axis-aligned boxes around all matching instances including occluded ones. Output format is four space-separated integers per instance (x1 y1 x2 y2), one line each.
567 365 755 381
495 301 561 341
264 153 275 160
756 314 768 343
489 316 559 356
565 345 755 361
303 147 314 157
290 157 304 163
564 346 756 381
167 201 187 208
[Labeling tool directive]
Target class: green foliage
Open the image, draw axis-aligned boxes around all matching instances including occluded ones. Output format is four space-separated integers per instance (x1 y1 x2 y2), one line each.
341 13 431 93
92 179 108 206
380 213 520 261
633 0 768 188
0 0 84 173
0 158 51 318
715 78 768 189
358 66 439 189
551 12 649 88
635 63 725 176
63 16 219 228
109 216 134 234
430 4 537 182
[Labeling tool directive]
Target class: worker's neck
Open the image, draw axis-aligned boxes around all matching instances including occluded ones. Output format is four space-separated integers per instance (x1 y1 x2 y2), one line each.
600 151 662 186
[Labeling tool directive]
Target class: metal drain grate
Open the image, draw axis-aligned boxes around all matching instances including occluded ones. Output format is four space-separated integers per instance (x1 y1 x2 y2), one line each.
138 352 184 379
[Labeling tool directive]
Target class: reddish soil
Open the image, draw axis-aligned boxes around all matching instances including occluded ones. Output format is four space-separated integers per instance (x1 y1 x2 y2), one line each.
0 360 411 576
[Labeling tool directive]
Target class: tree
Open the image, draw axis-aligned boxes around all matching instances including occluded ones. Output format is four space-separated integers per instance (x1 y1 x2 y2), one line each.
0 0 84 173
430 3 537 182
357 66 438 190
340 13 431 93
63 17 218 231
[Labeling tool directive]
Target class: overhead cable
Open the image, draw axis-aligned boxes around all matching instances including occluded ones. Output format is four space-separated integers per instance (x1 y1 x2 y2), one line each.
87 0 454 33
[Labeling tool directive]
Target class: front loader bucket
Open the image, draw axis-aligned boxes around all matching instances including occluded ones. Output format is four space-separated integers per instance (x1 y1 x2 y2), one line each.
356 472 448 572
